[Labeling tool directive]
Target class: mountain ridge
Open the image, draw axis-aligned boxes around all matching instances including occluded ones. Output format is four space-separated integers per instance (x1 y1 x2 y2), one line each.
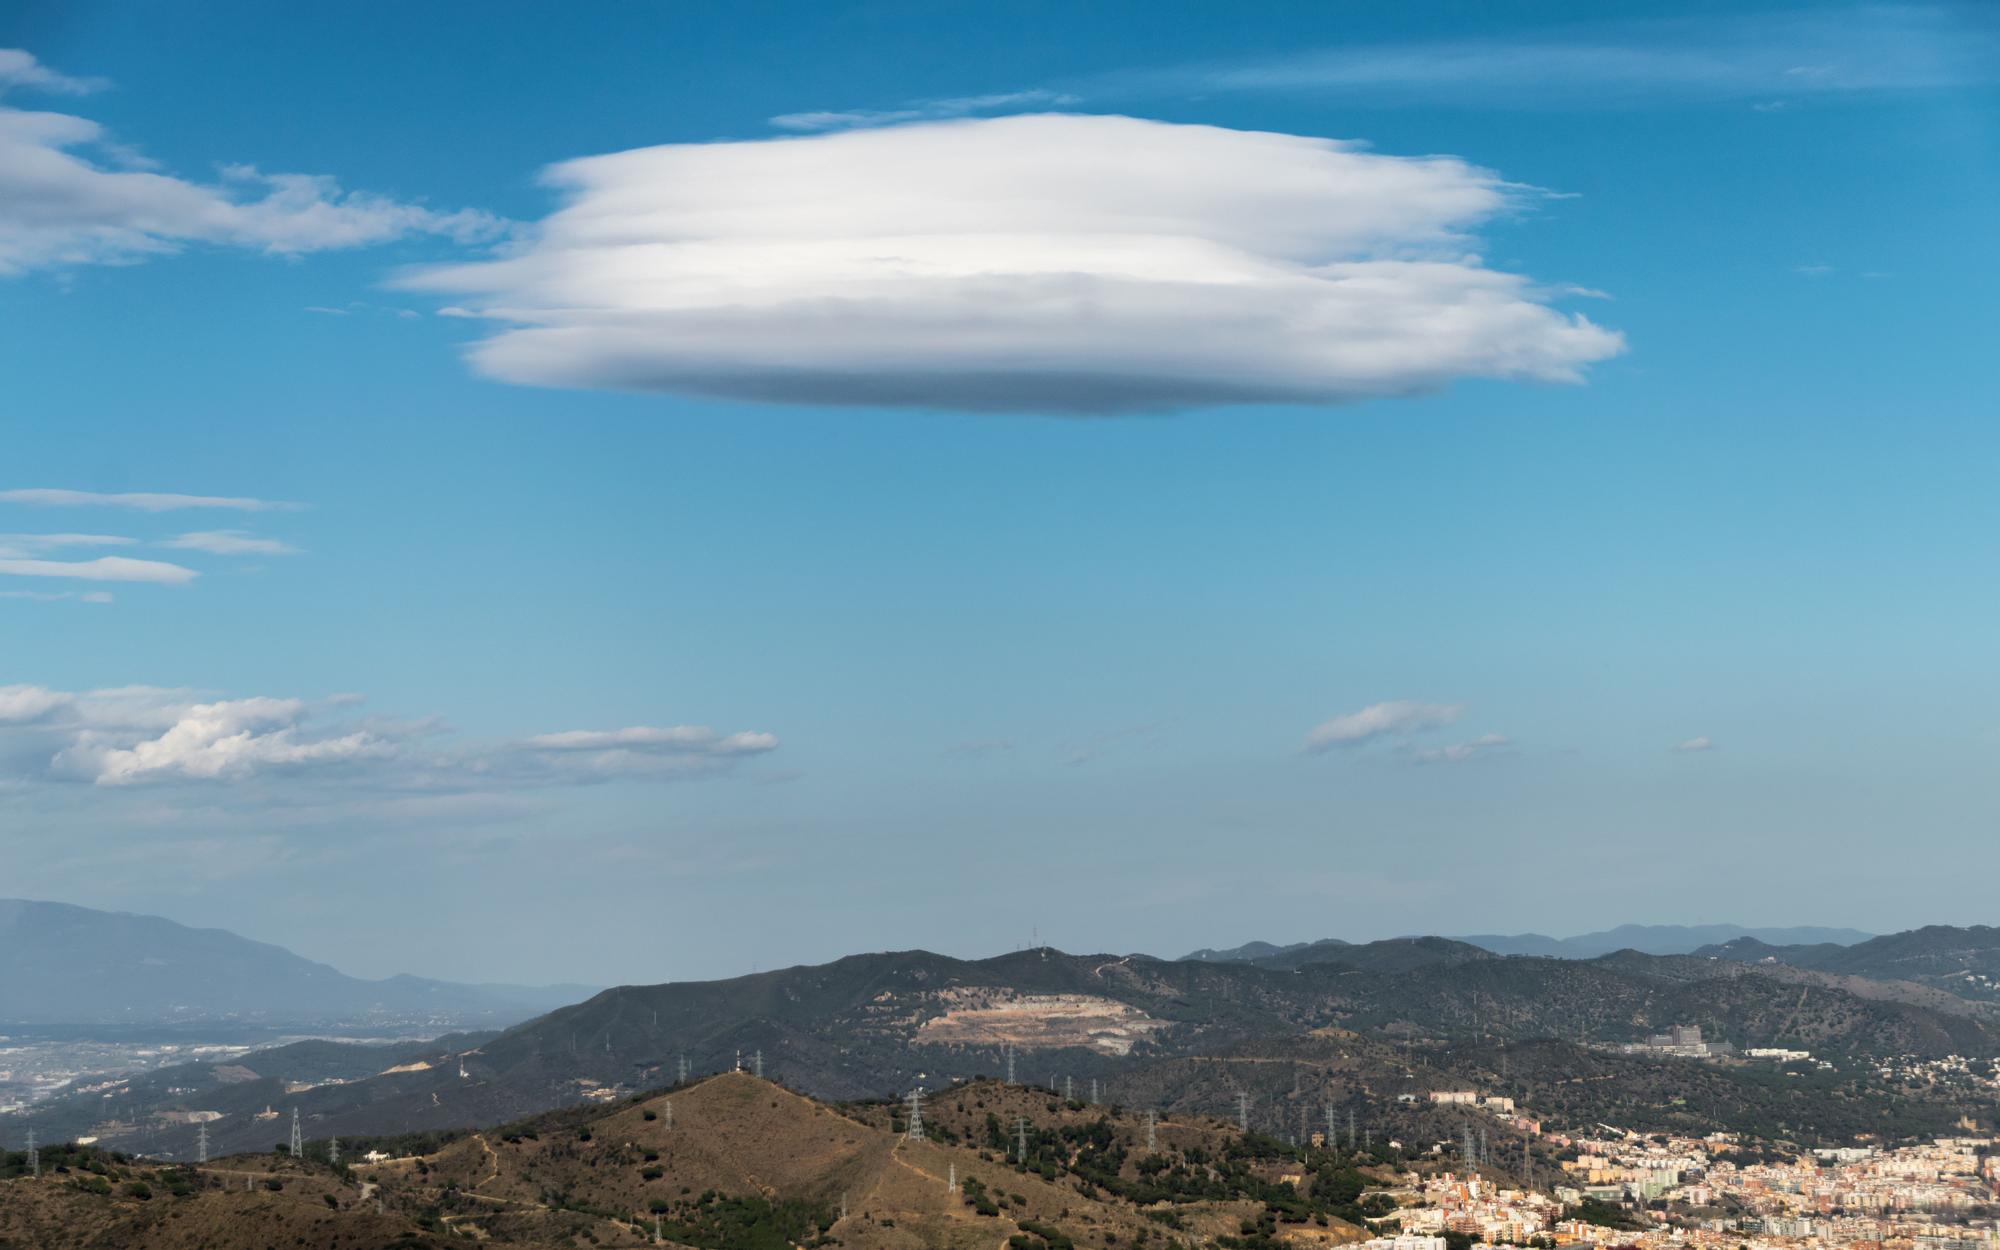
0 899 594 1027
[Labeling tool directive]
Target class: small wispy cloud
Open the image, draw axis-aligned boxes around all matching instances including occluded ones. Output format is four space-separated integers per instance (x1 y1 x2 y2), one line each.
0 555 197 584
1135 7 1996 107
0 50 509 277
1410 733 1512 765
0 488 302 512
523 726 777 755
0 532 135 555
1674 736 1715 752
161 529 301 556
0 48 106 96
1794 263 1835 277
770 88 1079 132
0 588 113 603
1304 700 1464 752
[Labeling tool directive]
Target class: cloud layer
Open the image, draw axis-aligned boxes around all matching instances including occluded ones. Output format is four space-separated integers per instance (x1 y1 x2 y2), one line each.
408 113 1621 415
0 50 504 275
0 683 779 789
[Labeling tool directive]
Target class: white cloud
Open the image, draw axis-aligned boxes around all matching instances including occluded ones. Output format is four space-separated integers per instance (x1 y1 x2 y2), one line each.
1304 700 1464 751
56 696 392 786
0 589 114 603
502 724 780 782
1154 8 1994 105
0 532 135 555
770 89 1081 131
161 529 301 556
0 49 105 97
1410 732 1512 764
0 684 74 722
525 726 777 754
0 684 779 791
404 113 1622 415
0 52 507 275
1674 736 1714 752
0 488 299 511
0 555 197 583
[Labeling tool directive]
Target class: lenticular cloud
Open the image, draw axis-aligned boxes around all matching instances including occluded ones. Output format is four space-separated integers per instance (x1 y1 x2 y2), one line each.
409 114 1622 414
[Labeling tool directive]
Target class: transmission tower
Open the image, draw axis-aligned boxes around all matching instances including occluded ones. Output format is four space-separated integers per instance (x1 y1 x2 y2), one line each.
677 1053 688 1084
1089 1078 1099 1104
1348 1106 1357 1148
196 1122 210 1164
1236 1090 1250 1133
1064 1075 1074 1102
1015 1116 1029 1163
1146 1110 1158 1152
289 1108 303 1158
329 1136 340 1165
26 1128 37 1178
753 1049 763 1079
664 1099 673 1130
1480 1128 1489 1166
905 1088 925 1141
1003 1042 1016 1084
948 1163 958 1194
1325 1105 1337 1152
1463 1124 1476 1169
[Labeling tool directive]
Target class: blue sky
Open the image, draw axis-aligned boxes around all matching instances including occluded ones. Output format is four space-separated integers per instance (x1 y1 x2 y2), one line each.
2 2 1996 985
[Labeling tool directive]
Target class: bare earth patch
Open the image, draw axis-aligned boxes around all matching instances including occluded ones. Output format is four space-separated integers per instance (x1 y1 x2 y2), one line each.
914 987 1165 1055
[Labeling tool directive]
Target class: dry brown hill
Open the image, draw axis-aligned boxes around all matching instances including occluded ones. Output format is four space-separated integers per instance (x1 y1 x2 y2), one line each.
3 1072 1384 1249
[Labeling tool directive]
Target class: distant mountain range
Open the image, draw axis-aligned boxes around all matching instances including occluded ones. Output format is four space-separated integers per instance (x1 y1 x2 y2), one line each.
1699 925 2000 1002
1185 924 1874 963
0 900 594 1027
34 931 2000 1159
